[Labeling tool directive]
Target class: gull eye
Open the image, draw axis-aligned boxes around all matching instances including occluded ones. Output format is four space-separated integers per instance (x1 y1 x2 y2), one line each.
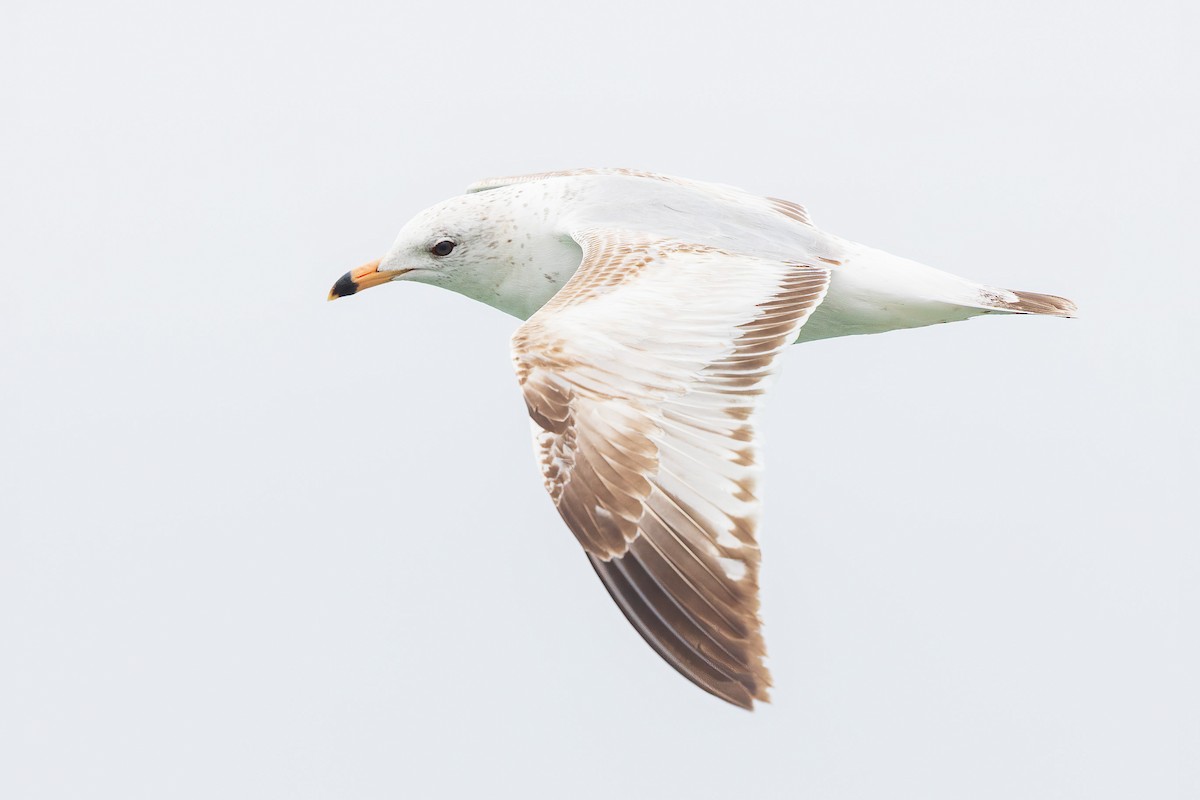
430 240 456 257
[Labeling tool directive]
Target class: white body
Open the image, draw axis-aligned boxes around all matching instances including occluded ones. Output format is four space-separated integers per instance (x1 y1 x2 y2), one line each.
382 169 1046 341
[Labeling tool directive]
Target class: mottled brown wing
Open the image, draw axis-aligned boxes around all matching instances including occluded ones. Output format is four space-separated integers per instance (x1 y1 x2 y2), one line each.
511 229 830 709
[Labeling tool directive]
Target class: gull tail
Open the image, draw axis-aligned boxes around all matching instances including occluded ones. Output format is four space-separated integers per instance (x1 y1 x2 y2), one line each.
977 287 1078 318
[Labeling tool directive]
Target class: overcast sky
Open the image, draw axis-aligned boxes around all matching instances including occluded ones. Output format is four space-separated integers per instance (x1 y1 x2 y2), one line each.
4 1 1196 798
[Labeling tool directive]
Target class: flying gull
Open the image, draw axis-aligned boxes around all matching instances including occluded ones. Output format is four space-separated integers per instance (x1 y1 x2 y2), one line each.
327 168 1076 709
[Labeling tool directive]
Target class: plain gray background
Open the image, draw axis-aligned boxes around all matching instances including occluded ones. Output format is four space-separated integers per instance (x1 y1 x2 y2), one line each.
5 1 1196 797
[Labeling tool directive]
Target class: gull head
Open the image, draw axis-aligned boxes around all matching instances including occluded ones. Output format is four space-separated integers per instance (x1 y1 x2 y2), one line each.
327 190 581 319
326 189 583 321
327 195 491 300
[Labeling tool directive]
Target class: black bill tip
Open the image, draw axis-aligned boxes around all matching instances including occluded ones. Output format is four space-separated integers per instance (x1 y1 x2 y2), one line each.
328 271 358 300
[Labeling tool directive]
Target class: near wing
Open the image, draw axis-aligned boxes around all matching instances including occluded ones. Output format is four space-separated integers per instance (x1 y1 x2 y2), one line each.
511 228 830 708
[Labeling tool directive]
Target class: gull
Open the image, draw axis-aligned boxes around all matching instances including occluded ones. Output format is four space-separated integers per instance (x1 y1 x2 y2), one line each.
327 168 1076 709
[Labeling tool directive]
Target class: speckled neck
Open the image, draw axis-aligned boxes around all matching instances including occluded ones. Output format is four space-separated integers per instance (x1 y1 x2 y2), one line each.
453 184 586 320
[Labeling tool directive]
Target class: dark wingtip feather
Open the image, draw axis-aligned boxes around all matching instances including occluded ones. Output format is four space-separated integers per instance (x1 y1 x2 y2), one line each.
587 553 770 710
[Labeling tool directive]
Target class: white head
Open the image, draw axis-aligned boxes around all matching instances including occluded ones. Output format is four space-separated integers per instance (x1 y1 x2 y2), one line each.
328 189 582 319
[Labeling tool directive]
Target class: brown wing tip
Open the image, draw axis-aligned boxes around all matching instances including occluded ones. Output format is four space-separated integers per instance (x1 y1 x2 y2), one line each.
588 552 773 711
724 673 773 711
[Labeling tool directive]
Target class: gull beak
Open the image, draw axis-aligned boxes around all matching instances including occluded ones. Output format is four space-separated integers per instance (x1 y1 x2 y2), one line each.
327 259 409 301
